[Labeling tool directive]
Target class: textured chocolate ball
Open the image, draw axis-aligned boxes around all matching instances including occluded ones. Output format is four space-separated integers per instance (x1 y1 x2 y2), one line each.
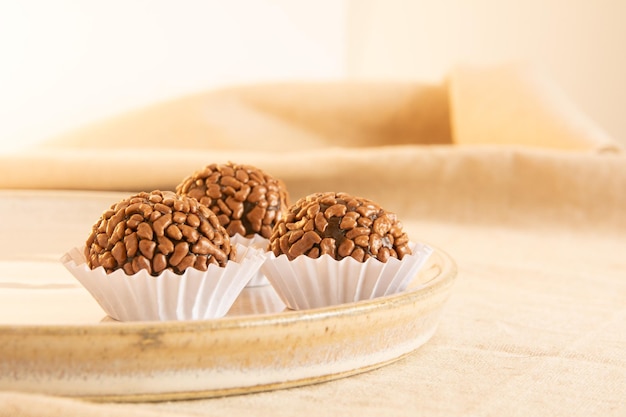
270 192 412 262
85 190 235 276
176 162 289 239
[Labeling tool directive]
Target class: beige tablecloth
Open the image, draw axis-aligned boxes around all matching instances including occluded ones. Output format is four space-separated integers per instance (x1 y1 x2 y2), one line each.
1 64 625 416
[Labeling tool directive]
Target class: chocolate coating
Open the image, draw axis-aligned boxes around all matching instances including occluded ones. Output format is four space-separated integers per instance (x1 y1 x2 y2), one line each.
270 192 412 262
85 190 235 276
176 162 289 239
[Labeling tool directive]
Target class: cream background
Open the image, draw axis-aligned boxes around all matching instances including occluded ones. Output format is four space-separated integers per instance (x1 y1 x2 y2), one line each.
1 0 625 152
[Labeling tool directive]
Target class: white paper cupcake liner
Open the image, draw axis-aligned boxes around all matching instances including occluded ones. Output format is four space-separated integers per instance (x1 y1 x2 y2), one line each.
230 234 271 287
260 242 433 310
61 243 266 322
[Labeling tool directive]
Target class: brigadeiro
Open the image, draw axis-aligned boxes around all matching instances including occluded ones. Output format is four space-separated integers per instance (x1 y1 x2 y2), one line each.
176 162 290 286
85 190 235 275
260 192 433 309
61 190 265 321
175 162 289 240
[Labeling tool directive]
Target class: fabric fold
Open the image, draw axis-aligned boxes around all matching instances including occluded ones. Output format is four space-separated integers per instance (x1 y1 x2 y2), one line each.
0 65 621 198
448 64 621 152
1 146 624 233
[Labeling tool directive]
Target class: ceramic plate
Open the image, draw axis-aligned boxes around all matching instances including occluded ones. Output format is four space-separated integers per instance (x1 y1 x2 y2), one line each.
0 190 456 401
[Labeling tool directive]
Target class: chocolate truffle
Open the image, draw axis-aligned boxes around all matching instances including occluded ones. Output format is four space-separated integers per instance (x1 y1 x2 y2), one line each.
85 190 235 276
176 162 289 239
270 192 412 262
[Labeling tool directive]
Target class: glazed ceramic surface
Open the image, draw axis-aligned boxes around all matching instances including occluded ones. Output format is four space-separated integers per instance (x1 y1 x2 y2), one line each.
0 190 456 401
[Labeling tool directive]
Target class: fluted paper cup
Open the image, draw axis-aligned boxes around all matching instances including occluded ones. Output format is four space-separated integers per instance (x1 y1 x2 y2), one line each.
61 243 265 321
230 234 271 287
260 242 433 310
